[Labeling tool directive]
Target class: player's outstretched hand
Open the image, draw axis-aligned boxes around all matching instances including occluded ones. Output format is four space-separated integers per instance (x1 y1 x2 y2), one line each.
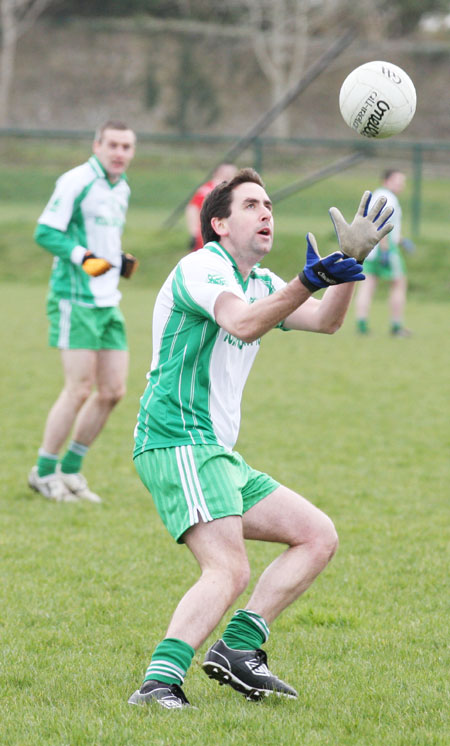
328 190 394 262
82 251 112 276
299 232 365 292
120 252 139 278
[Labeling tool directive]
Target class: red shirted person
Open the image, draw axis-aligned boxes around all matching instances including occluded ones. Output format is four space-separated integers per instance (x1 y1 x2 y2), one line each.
185 163 237 251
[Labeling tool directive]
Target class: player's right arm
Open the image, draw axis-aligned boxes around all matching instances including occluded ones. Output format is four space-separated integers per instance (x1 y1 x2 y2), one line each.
34 223 84 262
34 224 111 276
35 169 87 261
35 169 110 275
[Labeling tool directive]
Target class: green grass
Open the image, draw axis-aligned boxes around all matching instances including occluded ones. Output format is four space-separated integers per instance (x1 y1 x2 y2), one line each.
1 283 449 746
0 144 449 743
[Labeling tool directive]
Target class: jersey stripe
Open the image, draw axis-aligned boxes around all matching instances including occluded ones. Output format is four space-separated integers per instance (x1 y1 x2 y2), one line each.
175 446 197 524
176 445 213 524
58 299 72 348
184 445 213 521
173 264 215 320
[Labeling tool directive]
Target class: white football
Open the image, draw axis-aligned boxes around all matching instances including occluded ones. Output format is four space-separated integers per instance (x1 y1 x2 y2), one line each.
339 60 416 138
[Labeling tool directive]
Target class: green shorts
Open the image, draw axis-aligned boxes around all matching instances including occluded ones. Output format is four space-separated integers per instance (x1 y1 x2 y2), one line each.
47 294 127 350
134 445 280 543
364 245 406 280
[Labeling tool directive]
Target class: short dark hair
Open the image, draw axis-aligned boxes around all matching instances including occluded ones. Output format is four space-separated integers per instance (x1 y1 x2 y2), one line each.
382 168 404 181
200 167 265 245
94 120 134 142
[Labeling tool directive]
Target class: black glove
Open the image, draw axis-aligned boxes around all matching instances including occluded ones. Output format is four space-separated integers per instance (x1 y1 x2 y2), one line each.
120 253 139 279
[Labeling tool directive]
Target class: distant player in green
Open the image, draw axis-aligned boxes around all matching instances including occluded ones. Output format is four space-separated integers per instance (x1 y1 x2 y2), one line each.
28 120 138 503
355 169 414 336
128 168 394 709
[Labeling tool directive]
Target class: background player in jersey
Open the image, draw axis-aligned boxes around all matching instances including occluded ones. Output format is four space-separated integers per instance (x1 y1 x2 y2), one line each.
185 162 237 251
28 120 138 503
128 168 394 709
355 169 414 337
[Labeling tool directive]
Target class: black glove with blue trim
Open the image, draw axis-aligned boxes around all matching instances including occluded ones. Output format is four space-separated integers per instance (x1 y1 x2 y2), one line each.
299 233 365 293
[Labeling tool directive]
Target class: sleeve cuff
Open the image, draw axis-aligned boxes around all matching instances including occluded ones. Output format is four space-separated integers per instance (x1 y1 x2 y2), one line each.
70 245 86 265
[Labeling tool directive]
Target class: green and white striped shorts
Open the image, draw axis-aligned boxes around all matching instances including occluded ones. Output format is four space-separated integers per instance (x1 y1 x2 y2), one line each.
134 444 280 543
47 293 127 350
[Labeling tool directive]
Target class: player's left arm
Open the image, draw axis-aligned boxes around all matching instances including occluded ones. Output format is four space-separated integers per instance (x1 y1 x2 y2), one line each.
214 279 312 343
283 283 355 334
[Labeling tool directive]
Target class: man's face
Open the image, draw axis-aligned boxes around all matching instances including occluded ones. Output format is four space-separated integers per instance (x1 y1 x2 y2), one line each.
93 128 136 182
216 182 274 261
387 171 406 195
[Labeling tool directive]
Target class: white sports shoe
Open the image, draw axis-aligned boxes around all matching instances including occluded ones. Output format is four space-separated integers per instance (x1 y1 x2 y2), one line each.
28 466 78 502
57 468 102 503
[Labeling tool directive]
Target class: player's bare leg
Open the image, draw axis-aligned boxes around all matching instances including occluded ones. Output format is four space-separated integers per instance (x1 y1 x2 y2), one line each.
41 349 98 454
165 516 250 649
389 276 410 335
128 516 250 709
29 349 97 500
35 349 127 502
242 486 338 622
71 349 128 445
355 274 378 333
202 486 337 700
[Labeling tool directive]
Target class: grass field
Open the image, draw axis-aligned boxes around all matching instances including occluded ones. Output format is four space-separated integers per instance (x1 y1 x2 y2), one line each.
1 143 449 744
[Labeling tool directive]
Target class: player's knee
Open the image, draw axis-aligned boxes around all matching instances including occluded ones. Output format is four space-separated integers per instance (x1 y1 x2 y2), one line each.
224 556 251 599
98 383 126 407
66 380 93 406
312 516 339 564
235 560 251 596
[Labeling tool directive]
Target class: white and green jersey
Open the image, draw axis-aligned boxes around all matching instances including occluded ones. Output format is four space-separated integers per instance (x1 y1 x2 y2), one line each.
366 187 402 260
134 242 287 455
36 156 130 307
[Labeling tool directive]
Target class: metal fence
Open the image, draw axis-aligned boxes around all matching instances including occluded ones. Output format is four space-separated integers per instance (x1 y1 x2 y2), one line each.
1 128 449 237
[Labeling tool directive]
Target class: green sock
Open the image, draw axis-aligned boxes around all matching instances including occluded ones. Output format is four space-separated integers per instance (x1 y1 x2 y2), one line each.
37 449 58 477
356 318 369 334
222 609 270 650
60 441 88 474
391 321 402 333
144 638 195 686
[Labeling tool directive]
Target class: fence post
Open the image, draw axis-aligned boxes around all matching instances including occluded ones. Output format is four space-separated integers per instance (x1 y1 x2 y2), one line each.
253 138 263 173
411 143 423 238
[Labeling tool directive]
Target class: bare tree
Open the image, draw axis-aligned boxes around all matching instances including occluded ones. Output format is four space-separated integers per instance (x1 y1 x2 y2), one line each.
234 0 347 138
242 0 307 137
0 0 55 126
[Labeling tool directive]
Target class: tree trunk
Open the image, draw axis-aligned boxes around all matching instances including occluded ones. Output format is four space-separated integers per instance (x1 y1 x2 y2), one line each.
269 1 289 138
0 0 17 127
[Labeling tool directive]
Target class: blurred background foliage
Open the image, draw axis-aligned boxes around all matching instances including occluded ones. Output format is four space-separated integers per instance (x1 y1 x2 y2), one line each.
43 0 450 36
46 0 449 36
1 0 449 134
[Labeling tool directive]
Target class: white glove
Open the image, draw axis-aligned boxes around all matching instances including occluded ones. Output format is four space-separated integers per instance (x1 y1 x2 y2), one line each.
329 191 394 262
